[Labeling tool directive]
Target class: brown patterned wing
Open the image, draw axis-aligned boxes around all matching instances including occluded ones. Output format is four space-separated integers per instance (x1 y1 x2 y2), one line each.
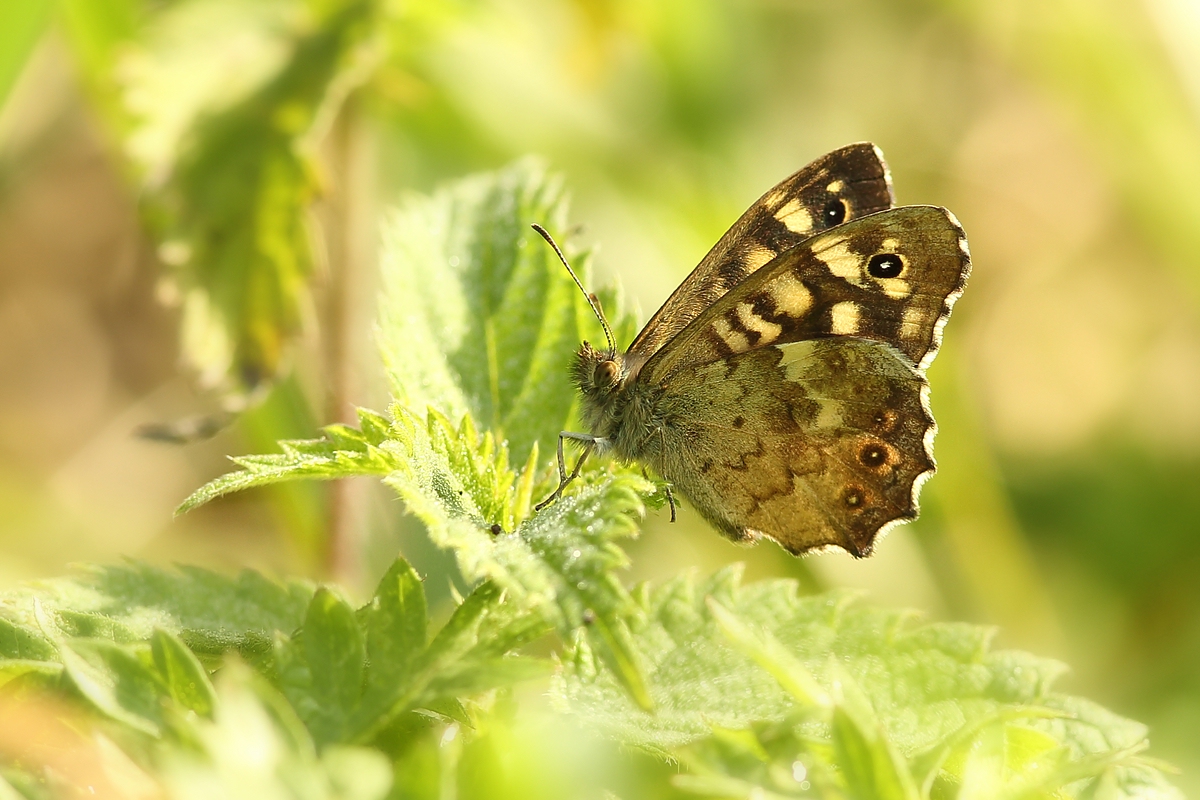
641 206 970 383
651 338 933 556
624 143 894 372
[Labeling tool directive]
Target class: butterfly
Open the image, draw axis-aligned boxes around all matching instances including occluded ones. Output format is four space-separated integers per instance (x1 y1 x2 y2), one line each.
535 143 970 557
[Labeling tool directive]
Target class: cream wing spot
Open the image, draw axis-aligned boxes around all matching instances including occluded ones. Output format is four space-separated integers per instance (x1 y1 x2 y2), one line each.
774 198 814 234
901 305 926 336
826 180 844 193
813 398 843 429
830 301 860 335
742 243 776 272
812 238 867 287
713 316 751 353
776 340 821 381
764 188 788 209
770 271 813 317
736 302 783 343
876 277 912 299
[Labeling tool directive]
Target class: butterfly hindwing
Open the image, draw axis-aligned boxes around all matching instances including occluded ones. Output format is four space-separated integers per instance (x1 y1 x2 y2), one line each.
624 143 894 371
641 206 970 383
646 338 933 555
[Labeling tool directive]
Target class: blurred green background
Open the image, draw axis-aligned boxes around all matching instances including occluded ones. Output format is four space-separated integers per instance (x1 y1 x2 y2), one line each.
1 0 1198 791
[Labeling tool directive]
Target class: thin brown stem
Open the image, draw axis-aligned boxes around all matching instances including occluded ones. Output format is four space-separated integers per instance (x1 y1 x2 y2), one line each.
320 93 370 587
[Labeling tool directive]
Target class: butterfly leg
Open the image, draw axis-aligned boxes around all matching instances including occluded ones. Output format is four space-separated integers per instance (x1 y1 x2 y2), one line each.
535 431 599 511
653 427 677 523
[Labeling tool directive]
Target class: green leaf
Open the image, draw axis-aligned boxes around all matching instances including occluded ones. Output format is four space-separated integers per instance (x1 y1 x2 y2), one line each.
378 158 635 462
707 596 828 710
57 638 165 737
555 568 1179 798
320 745 394 800
362 557 428 694
381 420 652 707
177 408 401 513
829 667 920 800
186 398 653 711
0 659 61 691
345 580 496 742
212 558 549 750
347 579 548 743
151 628 217 717
302 589 366 745
0 562 313 663
0 617 55 662
123 0 383 391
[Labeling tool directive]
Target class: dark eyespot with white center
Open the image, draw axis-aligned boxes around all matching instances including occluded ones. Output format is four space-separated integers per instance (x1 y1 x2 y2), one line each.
868 253 904 279
843 486 865 509
822 198 847 226
859 443 888 468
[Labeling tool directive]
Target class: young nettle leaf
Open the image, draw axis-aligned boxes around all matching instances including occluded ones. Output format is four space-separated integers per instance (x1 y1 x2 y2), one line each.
302 589 366 745
150 629 217 718
56 637 166 737
555 567 1179 799
183 409 653 708
363 558 427 691
0 562 313 673
349 578 548 742
827 666 920 800
0 617 56 663
378 412 651 705
266 558 548 748
378 158 637 463
177 408 402 514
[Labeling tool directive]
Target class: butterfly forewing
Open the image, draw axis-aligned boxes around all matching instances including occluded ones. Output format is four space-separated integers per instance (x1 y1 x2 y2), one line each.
641 206 970 383
624 143 894 372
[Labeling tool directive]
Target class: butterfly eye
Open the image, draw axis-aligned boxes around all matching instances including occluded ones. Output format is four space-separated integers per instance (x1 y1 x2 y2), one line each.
867 253 904 279
822 198 847 226
597 359 620 385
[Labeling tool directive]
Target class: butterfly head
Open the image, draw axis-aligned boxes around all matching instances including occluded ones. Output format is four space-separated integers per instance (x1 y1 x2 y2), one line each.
572 341 631 439
574 341 625 395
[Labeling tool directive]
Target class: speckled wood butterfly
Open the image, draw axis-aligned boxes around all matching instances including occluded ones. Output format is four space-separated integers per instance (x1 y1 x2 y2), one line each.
535 143 970 557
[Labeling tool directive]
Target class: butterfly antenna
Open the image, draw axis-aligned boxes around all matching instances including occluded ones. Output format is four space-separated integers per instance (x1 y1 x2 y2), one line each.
531 223 616 353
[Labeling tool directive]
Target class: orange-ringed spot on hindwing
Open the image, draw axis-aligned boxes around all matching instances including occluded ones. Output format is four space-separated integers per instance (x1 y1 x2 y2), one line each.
842 486 866 509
